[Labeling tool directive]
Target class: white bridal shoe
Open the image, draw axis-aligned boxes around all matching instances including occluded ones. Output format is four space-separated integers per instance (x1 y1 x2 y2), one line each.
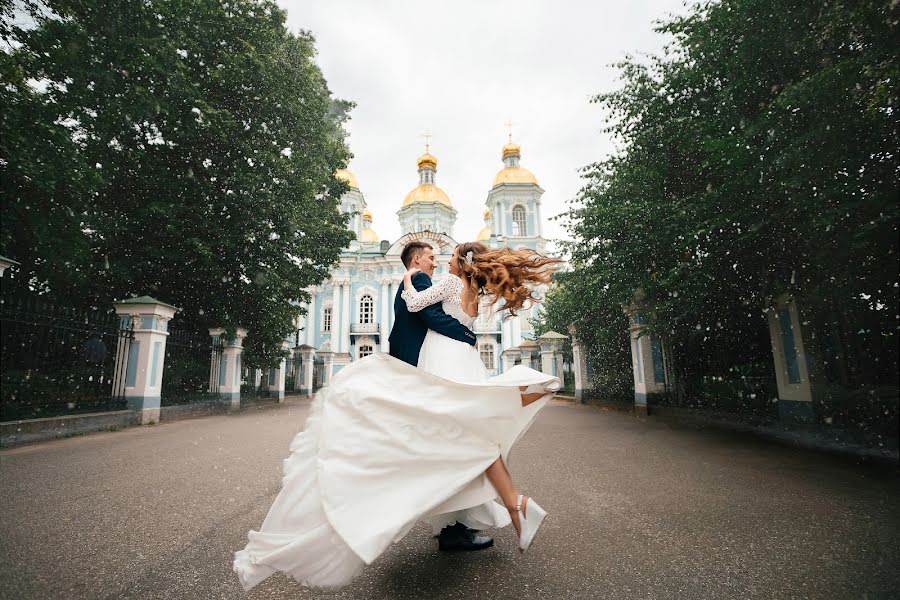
515 495 547 553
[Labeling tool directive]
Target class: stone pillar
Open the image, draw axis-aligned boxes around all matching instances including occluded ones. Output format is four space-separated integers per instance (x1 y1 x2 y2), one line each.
555 352 565 385
306 291 317 347
520 351 532 369
321 352 335 385
390 277 401 330
540 350 554 376
331 281 341 352
341 280 351 354
113 296 178 425
269 340 290 402
300 347 316 395
627 314 667 416
511 315 522 349
766 293 816 423
208 327 248 409
568 324 592 402
380 278 391 353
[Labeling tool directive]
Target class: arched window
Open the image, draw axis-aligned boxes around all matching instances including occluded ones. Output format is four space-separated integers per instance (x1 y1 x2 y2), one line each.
512 205 527 236
322 306 332 332
359 294 374 324
359 344 373 359
479 343 495 370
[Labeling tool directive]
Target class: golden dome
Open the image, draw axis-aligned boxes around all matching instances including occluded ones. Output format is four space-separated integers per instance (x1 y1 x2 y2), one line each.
359 227 379 243
502 142 521 159
362 208 373 221
482 208 491 219
417 152 437 170
335 168 359 189
476 225 492 241
494 166 538 186
402 184 453 208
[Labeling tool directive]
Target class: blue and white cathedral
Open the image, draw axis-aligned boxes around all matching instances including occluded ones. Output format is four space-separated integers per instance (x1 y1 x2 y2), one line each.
294 139 555 390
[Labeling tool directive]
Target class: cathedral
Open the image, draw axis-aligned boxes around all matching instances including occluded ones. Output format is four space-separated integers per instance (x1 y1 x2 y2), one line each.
295 138 552 388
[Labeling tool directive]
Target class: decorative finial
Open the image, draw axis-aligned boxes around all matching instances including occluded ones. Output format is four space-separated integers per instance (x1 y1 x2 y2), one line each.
504 120 515 143
419 130 432 153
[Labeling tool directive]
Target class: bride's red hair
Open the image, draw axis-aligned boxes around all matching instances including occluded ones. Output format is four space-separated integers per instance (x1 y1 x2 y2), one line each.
454 242 562 317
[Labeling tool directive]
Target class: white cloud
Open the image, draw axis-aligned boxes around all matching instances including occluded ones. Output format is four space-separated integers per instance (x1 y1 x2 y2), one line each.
278 0 690 248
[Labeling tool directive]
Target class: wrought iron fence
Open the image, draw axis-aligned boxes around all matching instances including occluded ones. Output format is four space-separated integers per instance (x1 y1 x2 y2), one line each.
284 352 305 395
160 323 219 406
0 293 132 421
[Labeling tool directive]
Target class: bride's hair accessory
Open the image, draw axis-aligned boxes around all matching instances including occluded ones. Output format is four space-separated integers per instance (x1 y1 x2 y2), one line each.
464 250 474 265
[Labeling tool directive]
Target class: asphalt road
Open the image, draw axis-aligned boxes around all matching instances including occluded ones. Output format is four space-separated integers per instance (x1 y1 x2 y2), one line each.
1 398 898 600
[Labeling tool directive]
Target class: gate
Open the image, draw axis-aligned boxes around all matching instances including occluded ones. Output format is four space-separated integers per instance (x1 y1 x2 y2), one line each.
160 323 220 406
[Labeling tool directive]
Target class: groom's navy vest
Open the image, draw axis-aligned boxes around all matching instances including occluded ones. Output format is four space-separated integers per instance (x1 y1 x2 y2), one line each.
388 272 476 367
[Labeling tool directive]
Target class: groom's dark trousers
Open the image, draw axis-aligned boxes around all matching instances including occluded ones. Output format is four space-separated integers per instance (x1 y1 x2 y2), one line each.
387 271 476 365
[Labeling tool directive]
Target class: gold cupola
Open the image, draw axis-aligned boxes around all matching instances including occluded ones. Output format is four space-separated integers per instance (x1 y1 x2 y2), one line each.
402 147 453 207
476 207 492 241
493 139 538 186
335 168 359 189
359 208 378 243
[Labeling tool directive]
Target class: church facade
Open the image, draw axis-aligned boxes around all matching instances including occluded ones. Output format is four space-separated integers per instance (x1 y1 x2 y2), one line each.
295 139 552 389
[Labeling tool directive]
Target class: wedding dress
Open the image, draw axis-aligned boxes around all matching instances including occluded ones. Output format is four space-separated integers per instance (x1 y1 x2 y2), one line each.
233 274 560 590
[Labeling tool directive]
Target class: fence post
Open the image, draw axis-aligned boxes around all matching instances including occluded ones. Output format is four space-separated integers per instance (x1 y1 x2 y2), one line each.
624 310 668 416
208 327 248 409
113 296 178 425
269 341 290 402
766 294 817 423
300 347 316 395
566 325 591 402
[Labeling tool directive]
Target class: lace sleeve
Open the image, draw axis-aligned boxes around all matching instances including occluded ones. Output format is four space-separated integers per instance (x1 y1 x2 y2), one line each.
401 275 461 313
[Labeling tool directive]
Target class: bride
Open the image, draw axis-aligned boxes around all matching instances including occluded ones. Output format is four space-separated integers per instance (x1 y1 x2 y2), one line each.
233 241 563 591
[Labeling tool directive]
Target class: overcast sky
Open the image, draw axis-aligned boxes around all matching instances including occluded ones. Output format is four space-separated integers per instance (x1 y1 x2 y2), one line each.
277 1 690 250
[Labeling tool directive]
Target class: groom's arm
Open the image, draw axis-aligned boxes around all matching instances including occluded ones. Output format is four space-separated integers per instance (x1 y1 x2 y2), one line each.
412 273 476 346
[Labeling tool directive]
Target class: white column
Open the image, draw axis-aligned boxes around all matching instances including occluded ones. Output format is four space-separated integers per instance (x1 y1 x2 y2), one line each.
331 281 341 351
207 327 248 410
380 278 390 353
306 290 317 347
301 349 315 395
113 297 177 425
389 278 400 330
271 341 289 402
511 315 522 348
540 350 554 375
341 280 351 354
521 352 532 369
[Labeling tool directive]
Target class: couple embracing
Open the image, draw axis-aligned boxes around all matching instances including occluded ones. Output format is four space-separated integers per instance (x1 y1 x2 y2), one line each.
234 240 562 590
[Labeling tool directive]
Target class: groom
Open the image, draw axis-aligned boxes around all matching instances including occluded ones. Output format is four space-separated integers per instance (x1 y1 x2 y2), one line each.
387 240 494 552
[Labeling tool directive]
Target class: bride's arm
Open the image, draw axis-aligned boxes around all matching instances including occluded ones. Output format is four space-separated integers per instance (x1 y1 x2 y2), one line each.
401 272 458 313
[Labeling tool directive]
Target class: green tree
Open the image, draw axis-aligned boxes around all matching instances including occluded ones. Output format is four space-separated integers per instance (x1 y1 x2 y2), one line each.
1 0 355 366
542 0 898 404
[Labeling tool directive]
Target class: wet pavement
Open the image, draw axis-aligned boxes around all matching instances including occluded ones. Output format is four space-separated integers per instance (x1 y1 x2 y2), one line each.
2 398 898 599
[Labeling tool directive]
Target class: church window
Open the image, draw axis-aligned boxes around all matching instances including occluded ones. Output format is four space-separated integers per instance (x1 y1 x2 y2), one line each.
512 205 527 236
359 295 374 324
323 306 332 332
359 344 373 359
479 343 495 370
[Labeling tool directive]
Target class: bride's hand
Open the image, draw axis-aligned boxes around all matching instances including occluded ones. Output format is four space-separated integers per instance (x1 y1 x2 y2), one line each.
405 267 422 277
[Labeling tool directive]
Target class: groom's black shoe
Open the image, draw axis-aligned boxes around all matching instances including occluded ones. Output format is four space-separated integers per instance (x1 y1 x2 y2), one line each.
438 522 494 551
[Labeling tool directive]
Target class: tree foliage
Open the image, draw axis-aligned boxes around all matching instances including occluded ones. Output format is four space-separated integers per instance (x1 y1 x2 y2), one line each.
1 0 355 366
541 0 898 399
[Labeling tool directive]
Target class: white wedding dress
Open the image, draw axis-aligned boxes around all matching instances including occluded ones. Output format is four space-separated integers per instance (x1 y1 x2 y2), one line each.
233 274 560 590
